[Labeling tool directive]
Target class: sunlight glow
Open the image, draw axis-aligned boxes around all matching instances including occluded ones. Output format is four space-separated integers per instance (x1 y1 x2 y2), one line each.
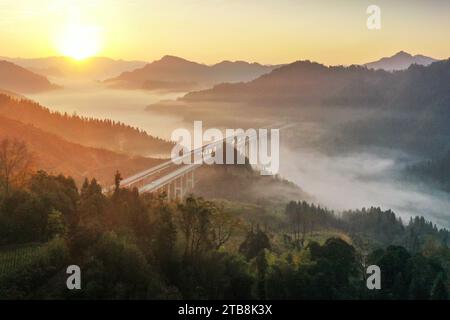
56 24 101 60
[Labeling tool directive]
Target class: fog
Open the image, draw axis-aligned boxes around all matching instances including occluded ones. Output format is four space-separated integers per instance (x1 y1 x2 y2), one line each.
28 79 189 140
27 82 450 228
280 146 450 228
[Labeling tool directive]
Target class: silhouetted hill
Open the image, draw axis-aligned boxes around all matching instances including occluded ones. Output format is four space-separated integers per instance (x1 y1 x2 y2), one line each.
104 55 279 91
1 56 147 80
365 51 437 71
182 59 450 110
182 60 387 104
0 94 173 157
0 61 60 93
0 115 162 185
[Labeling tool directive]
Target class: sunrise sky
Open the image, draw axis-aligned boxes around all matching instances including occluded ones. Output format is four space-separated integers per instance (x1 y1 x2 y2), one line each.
1 0 449 65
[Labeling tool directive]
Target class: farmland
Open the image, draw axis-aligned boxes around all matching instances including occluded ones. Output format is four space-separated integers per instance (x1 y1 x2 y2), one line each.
0 244 43 277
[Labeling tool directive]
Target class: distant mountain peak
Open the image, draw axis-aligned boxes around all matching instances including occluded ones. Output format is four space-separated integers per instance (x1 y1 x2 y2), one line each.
160 55 186 61
394 51 412 57
157 55 196 64
365 51 437 71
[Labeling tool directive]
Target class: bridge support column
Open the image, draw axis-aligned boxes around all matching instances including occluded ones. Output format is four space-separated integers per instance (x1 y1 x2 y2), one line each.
169 181 175 201
181 174 187 198
162 184 169 200
174 177 183 200
186 170 195 192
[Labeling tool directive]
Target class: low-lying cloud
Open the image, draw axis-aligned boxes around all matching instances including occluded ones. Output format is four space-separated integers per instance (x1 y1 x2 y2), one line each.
280 147 450 228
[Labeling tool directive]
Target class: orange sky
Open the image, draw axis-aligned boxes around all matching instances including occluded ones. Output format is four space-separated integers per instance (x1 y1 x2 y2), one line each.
1 0 449 65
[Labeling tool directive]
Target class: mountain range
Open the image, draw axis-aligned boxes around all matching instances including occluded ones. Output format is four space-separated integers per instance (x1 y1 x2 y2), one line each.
178 57 450 157
182 58 449 109
104 55 280 91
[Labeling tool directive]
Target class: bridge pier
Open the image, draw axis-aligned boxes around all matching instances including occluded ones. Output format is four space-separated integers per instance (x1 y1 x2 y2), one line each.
161 171 195 201
169 180 175 201
175 176 183 199
187 170 195 190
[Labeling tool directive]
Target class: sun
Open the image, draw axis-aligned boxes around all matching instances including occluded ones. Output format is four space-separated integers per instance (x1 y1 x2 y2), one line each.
56 25 101 60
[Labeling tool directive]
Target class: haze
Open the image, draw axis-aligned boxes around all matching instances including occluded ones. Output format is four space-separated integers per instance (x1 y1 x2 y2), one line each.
1 0 450 65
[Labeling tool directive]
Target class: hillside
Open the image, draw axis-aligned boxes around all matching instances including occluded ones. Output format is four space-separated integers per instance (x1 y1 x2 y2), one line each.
365 51 438 71
0 94 173 157
182 59 450 110
0 115 162 185
104 55 279 91
182 60 391 104
0 60 59 94
0 88 25 100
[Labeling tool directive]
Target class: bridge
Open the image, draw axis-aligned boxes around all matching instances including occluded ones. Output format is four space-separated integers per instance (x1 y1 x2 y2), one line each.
106 124 290 200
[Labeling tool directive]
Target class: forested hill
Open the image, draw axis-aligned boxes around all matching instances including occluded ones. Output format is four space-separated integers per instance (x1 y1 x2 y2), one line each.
0 116 162 185
0 94 173 157
182 59 450 110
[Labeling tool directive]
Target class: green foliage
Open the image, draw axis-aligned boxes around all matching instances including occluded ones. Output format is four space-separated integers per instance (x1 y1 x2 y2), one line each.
0 190 47 244
177 196 215 259
1 170 449 300
266 237 360 299
74 232 165 299
367 245 448 300
46 210 65 240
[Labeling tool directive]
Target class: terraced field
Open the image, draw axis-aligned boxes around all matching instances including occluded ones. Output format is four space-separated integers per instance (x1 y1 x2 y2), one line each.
0 243 43 276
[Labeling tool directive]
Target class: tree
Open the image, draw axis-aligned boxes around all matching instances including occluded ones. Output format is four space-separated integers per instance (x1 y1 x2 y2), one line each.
0 190 48 244
46 210 65 239
371 246 410 292
79 232 164 299
29 171 79 218
239 225 271 260
256 250 268 299
154 203 177 270
0 138 33 195
114 170 123 193
308 238 359 298
77 178 108 228
210 205 239 250
285 201 302 246
178 196 214 259
430 273 449 300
